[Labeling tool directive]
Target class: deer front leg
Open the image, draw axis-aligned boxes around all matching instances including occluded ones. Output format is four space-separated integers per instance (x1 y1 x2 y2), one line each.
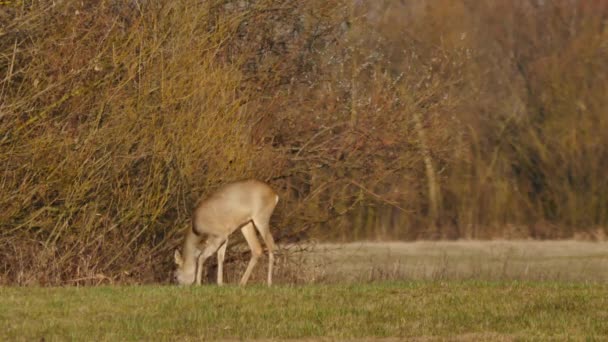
195 236 225 285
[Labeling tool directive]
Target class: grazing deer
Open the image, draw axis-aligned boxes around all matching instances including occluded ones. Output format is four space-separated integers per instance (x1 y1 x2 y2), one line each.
173 179 279 286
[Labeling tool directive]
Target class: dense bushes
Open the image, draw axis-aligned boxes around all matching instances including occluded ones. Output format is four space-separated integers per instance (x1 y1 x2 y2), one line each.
1 0 607 285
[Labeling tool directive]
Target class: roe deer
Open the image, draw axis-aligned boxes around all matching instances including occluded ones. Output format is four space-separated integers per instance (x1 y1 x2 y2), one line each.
173 179 278 286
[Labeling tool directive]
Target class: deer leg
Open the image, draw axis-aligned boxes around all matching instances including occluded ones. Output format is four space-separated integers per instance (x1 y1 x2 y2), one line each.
239 222 263 286
195 236 224 285
252 218 277 286
217 237 228 286
264 232 276 286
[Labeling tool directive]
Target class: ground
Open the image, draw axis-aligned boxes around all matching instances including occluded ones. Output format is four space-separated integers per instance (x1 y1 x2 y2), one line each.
300 240 608 283
1 240 607 341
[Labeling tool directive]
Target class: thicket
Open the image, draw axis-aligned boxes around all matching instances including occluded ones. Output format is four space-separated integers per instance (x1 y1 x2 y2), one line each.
1 0 607 285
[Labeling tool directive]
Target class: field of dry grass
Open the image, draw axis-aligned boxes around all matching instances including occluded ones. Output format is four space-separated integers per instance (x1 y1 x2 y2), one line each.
210 240 608 286
294 240 608 284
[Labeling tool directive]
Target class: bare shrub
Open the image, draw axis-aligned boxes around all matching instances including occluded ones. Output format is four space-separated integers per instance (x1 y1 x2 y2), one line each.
1 0 607 285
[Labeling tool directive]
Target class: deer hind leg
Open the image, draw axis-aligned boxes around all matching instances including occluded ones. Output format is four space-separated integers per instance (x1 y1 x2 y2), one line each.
217 238 228 286
239 222 263 286
196 236 225 285
253 214 277 286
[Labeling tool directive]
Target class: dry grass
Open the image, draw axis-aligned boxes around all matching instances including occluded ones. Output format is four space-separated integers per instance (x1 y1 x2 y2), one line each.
294 240 608 284
183 240 608 286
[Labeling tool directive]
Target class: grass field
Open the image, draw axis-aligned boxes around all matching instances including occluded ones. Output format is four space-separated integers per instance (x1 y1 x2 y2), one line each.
1 282 608 341
2 241 607 340
302 241 608 283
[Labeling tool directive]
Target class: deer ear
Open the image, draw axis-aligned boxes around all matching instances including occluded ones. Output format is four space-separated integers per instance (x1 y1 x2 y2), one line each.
174 250 183 266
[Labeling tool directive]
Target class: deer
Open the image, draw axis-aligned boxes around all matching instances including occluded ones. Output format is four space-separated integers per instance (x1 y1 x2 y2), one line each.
173 179 279 286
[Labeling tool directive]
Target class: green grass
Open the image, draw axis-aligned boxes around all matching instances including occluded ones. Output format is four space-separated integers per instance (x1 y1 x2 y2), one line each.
1 282 607 341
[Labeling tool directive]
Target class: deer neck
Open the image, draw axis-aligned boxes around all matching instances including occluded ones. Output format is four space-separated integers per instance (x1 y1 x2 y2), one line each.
182 231 201 273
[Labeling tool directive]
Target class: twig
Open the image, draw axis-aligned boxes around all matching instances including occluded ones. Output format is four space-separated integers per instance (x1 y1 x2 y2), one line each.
347 179 411 213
